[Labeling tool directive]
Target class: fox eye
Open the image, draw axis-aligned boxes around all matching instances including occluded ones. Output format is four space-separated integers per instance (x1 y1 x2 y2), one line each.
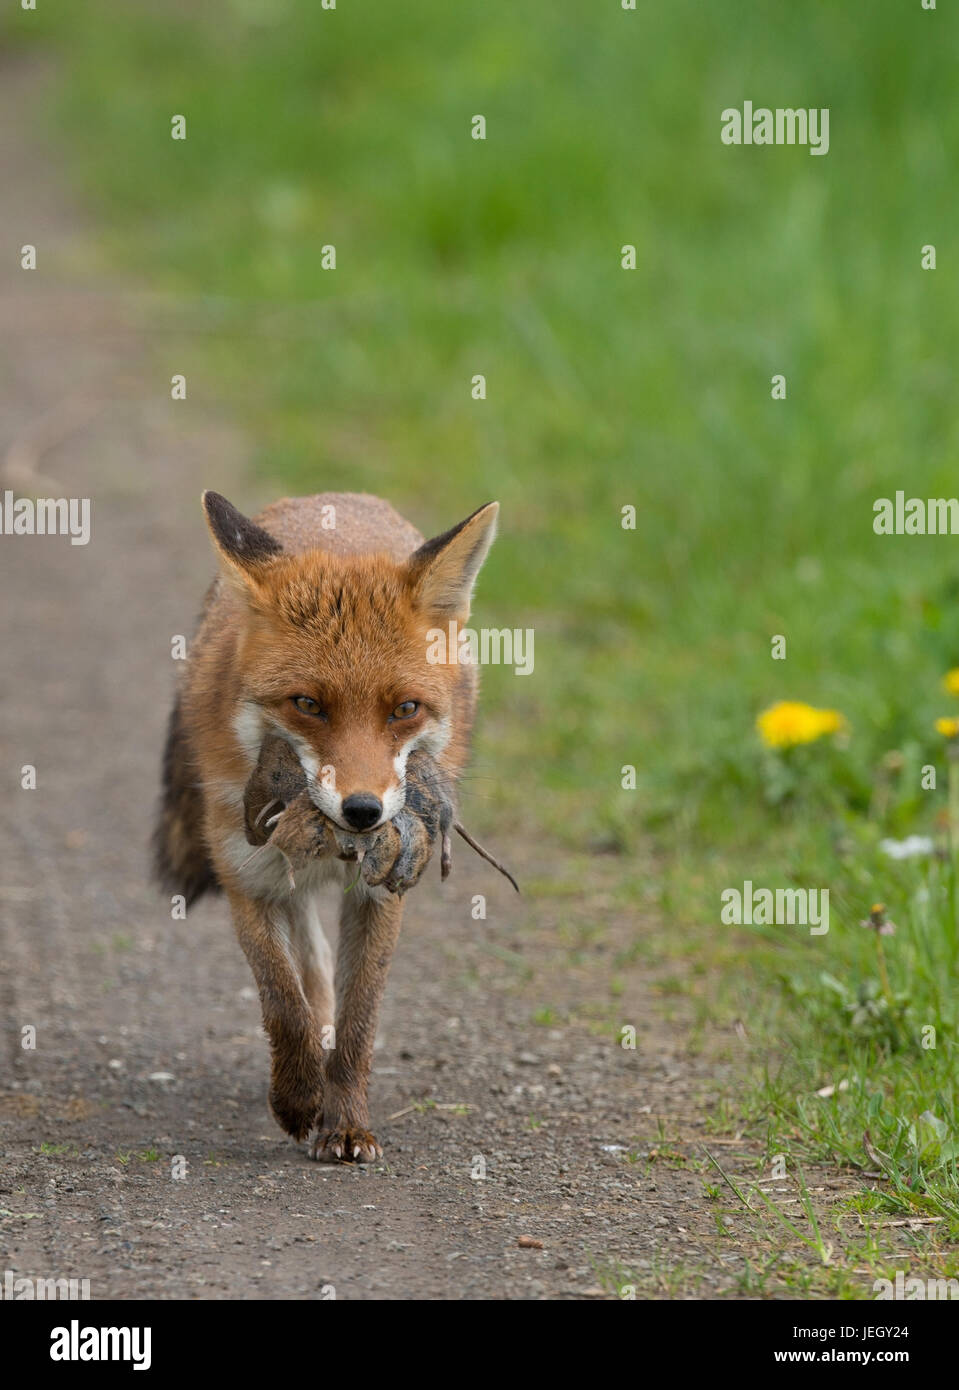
391 701 419 720
292 695 324 717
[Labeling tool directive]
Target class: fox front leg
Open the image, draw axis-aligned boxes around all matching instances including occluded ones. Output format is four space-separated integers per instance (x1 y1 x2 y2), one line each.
310 889 403 1164
226 887 328 1142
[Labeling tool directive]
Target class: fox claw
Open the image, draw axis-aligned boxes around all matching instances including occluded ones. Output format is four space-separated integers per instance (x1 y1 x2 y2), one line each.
310 1127 381 1165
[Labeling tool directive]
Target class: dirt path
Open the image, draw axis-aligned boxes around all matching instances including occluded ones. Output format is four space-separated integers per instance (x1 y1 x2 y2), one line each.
0 57 749 1301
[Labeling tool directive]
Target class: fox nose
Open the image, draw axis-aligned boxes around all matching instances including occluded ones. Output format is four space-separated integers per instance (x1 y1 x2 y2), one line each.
341 793 383 831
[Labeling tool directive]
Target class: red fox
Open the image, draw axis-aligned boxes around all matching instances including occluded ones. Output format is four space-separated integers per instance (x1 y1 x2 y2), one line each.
154 491 499 1161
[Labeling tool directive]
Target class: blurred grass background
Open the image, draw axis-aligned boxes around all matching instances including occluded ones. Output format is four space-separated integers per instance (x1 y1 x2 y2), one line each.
10 0 958 850
10 0 959 1240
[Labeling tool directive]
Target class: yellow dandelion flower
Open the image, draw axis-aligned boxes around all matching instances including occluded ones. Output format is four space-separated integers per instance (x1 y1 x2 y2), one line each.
813 709 844 737
935 716 959 739
756 701 846 750
943 669 959 696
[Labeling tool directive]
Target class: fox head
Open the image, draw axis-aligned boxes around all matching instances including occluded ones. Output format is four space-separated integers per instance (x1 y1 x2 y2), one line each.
202 491 498 831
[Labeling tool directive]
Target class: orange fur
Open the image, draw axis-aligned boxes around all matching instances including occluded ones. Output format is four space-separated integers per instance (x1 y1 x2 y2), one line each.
154 491 499 1159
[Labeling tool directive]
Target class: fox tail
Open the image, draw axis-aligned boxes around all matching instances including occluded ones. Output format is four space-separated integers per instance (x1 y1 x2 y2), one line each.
152 695 220 907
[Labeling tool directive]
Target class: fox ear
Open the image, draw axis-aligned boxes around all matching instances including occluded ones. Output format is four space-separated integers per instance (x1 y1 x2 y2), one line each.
408 502 499 621
202 491 282 591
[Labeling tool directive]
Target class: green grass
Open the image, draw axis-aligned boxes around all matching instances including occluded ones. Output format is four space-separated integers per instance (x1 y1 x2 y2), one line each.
16 0 959 1259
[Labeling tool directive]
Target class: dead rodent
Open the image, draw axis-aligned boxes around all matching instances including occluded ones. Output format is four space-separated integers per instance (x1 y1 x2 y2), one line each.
242 733 313 846
241 731 519 894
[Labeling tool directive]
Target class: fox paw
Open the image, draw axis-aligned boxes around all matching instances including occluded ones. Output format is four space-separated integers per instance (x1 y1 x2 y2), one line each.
269 1081 323 1142
309 1126 382 1164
